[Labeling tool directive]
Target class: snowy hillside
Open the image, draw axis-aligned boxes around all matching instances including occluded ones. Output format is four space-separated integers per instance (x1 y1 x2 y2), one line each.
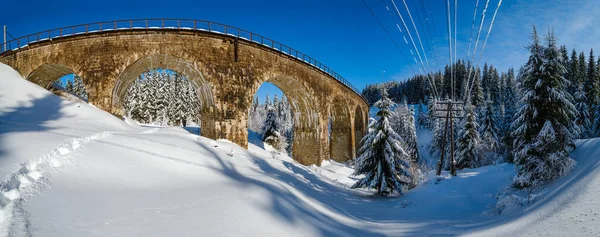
1 62 600 236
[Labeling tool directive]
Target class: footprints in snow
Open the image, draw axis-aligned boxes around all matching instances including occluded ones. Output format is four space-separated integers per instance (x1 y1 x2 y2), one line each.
0 131 112 233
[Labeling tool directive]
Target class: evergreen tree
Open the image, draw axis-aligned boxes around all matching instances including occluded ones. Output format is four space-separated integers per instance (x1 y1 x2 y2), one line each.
390 102 422 188
72 75 88 99
593 104 600 137
249 96 267 134
512 28 577 188
489 66 502 109
502 68 517 162
479 100 500 163
567 49 579 95
482 63 490 98
514 121 575 188
586 49 599 113
390 102 421 164
66 80 74 93
574 85 591 138
262 104 287 152
351 89 411 196
471 68 484 109
416 103 427 129
456 104 481 169
426 96 438 130
560 45 569 70
578 52 587 90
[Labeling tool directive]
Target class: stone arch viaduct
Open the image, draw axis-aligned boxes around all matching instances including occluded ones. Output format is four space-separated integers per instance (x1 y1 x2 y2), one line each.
0 19 369 166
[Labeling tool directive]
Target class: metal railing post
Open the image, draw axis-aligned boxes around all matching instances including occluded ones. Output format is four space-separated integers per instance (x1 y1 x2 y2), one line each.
2 25 5 52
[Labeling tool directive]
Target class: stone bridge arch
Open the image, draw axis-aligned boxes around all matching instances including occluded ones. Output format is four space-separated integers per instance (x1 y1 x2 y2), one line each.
112 54 217 135
0 21 369 166
22 55 88 92
249 74 322 165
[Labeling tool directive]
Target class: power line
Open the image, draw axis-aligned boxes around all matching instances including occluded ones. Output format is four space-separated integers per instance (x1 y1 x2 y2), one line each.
400 0 433 73
360 0 418 76
466 0 503 103
445 0 453 100
416 0 441 67
466 0 480 59
477 0 503 65
453 0 457 101
471 0 491 62
464 0 491 102
389 0 440 98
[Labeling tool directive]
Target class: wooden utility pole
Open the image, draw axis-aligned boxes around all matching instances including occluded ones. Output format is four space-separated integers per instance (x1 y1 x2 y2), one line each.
436 102 451 176
449 101 456 176
434 99 462 176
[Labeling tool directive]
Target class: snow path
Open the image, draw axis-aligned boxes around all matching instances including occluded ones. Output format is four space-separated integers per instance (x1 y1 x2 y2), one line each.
0 131 113 236
468 138 600 236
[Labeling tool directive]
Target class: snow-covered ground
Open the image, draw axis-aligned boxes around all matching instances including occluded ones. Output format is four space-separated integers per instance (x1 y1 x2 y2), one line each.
1 63 600 236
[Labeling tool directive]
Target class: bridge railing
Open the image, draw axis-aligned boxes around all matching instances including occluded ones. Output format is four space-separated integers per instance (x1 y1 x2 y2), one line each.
0 19 367 102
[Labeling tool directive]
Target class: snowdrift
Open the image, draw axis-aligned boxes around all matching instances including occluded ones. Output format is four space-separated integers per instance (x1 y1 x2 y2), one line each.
1 62 599 236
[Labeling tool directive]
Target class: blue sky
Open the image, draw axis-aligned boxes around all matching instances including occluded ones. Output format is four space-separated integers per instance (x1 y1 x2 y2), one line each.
3 0 600 102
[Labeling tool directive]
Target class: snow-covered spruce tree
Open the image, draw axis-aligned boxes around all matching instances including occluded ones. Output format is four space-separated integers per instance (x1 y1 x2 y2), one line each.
278 95 294 153
167 74 184 126
585 50 600 132
471 68 484 110
515 121 575 188
391 101 421 164
574 85 592 138
416 103 428 129
502 68 518 162
456 104 482 169
262 104 287 152
248 96 263 133
66 80 74 94
426 96 438 130
479 100 500 164
512 28 578 189
593 104 600 137
72 75 88 99
351 90 411 196
567 49 579 96
390 101 422 188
